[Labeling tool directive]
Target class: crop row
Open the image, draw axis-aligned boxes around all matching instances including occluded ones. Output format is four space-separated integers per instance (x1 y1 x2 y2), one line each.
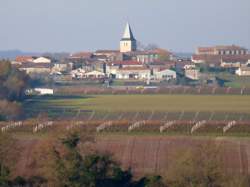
1 120 250 135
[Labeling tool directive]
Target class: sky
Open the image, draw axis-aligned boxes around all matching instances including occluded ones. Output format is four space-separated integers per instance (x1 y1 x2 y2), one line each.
0 0 249 53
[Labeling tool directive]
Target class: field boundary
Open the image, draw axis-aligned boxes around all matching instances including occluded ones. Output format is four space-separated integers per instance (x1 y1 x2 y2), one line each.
55 86 250 95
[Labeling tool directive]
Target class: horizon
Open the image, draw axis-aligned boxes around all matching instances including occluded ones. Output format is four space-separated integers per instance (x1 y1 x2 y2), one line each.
0 0 249 53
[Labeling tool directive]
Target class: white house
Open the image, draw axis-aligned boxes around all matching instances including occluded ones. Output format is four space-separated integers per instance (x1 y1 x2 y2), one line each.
154 69 176 80
71 68 86 79
34 88 54 95
84 71 105 79
116 67 150 80
185 69 200 80
235 67 250 76
106 65 119 76
33 57 52 64
52 62 73 72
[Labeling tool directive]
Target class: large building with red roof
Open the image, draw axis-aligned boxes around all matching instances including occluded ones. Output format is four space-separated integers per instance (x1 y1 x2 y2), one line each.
192 45 249 67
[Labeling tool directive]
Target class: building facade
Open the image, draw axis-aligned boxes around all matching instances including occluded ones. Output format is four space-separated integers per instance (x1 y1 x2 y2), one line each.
196 45 248 55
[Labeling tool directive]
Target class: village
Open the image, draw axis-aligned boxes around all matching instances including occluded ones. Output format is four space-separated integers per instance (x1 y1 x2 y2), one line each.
9 23 250 94
1 0 250 184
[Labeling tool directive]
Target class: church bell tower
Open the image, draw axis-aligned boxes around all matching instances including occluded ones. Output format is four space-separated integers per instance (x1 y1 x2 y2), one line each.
120 23 137 53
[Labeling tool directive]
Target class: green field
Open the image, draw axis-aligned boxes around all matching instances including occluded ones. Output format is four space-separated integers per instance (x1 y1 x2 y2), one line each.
25 94 250 113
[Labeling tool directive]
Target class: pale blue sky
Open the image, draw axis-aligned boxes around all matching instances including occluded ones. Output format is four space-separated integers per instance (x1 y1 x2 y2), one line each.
0 0 249 53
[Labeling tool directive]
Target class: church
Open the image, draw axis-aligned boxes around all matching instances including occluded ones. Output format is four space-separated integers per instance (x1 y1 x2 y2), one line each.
120 23 137 53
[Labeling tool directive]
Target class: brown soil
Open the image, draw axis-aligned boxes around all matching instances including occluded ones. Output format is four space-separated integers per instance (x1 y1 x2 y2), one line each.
11 135 250 178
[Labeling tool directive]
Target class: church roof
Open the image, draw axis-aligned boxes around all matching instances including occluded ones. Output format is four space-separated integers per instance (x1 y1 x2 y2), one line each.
121 23 136 41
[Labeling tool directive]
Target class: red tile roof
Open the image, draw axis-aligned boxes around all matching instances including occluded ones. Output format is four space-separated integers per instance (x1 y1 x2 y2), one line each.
70 52 93 59
221 55 250 63
197 45 247 53
118 67 149 71
129 48 172 56
215 45 246 51
111 60 143 66
15 56 34 63
192 54 221 61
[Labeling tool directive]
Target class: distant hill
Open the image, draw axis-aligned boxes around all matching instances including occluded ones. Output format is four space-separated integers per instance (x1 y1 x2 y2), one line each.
0 50 40 60
0 50 70 61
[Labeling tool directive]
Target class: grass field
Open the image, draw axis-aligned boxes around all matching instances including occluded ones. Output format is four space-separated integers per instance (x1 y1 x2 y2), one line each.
25 95 250 113
22 94 250 121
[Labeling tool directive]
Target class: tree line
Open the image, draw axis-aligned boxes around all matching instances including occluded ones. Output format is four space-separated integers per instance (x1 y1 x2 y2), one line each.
0 60 30 120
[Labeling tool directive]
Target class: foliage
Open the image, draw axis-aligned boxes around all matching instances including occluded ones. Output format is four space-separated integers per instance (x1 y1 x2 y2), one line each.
0 163 10 186
137 175 166 187
51 132 134 187
0 100 22 120
0 60 30 120
167 141 225 187
0 60 29 101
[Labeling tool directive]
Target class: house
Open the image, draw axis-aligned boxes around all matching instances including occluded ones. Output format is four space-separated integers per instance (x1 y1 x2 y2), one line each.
11 56 35 65
154 69 176 80
135 49 174 64
18 63 51 74
191 55 221 67
196 45 248 55
33 57 52 64
106 65 120 77
84 70 105 79
220 56 250 68
52 62 73 73
192 45 249 68
116 67 150 80
34 88 54 95
15 56 35 63
185 68 200 80
148 61 175 73
71 68 86 79
235 67 250 76
94 50 123 62
69 52 93 60
109 60 143 68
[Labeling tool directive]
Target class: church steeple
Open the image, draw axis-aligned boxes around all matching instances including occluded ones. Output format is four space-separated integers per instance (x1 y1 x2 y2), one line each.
120 22 137 53
122 22 136 41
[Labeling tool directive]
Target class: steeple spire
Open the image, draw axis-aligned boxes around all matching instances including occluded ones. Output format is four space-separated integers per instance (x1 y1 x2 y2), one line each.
120 22 137 52
122 22 136 41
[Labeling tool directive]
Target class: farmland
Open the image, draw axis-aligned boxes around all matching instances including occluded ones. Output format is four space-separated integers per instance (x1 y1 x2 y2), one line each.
23 94 250 120
2 94 250 183
2 132 250 179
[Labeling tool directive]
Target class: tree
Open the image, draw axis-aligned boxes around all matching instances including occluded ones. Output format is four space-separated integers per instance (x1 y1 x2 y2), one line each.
4 69 28 101
136 175 166 187
0 60 30 101
0 60 30 120
0 163 10 186
51 131 133 187
0 60 11 79
0 100 22 120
